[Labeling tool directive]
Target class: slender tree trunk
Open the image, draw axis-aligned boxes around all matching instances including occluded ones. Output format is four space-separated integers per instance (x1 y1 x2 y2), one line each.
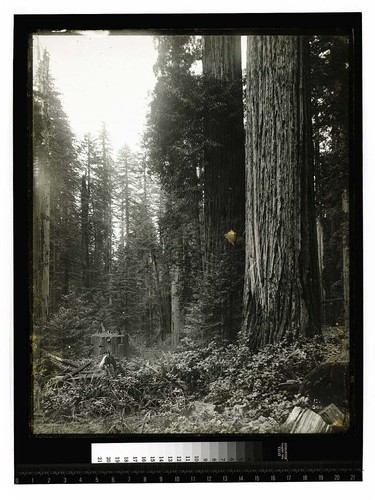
102 134 111 277
125 156 130 246
33 52 51 327
39 170 50 325
316 217 325 302
33 149 50 326
141 159 154 341
171 265 183 348
144 257 153 343
124 155 130 328
151 249 171 340
49 202 57 313
81 174 90 289
243 36 321 348
202 35 245 340
62 202 70 296
101 126 112 306
316 216 326 323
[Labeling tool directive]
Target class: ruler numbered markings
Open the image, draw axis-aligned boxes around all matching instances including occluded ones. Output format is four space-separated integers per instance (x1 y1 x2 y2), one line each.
15 467 362 483
91 442 262 464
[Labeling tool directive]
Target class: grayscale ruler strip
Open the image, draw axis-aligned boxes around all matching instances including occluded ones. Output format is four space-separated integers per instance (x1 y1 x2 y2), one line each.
91 441 262 464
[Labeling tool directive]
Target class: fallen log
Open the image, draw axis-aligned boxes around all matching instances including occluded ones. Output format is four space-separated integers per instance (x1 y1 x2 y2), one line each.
44 351 80 369
69 371 105 381
69 360 93 377
278 380 301 392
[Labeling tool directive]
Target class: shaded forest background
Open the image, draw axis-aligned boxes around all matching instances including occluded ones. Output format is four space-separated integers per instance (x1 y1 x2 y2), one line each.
32 34 351 434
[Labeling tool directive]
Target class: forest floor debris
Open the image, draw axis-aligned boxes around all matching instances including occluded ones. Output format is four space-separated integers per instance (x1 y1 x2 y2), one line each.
33 327 350 435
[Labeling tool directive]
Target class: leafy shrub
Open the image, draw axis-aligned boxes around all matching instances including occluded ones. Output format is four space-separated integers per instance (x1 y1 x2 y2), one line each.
39 293 100 358
38 328 346 433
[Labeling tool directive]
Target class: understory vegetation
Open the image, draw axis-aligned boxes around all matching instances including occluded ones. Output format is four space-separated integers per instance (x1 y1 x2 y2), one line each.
34 327 349 434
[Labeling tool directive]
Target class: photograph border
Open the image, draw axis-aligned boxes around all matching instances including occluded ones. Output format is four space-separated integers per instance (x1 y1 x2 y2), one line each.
14 12 363 480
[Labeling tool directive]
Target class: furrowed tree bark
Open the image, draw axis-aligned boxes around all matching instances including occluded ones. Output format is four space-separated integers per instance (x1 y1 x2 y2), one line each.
243 36 321 348
202 35 246 340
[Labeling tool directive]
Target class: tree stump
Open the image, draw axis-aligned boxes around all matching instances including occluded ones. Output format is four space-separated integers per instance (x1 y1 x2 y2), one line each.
302 361 349 405
319 403 345 428
282 407 332 433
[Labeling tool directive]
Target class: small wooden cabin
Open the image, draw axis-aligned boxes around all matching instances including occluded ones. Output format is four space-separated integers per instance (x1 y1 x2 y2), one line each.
90 324 129 358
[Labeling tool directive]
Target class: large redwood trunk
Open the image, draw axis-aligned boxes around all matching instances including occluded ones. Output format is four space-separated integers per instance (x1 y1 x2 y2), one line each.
242 36 321 348
202 36 245 340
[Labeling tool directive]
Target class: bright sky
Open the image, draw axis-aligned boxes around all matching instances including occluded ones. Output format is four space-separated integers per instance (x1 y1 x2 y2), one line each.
34 33 158 155
34 34 247 156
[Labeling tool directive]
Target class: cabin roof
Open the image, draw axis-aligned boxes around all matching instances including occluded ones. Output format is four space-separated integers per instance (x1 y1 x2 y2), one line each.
91 332 124 338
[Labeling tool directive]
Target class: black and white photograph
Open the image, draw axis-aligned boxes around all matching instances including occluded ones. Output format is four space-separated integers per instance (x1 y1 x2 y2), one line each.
31 28 354 436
